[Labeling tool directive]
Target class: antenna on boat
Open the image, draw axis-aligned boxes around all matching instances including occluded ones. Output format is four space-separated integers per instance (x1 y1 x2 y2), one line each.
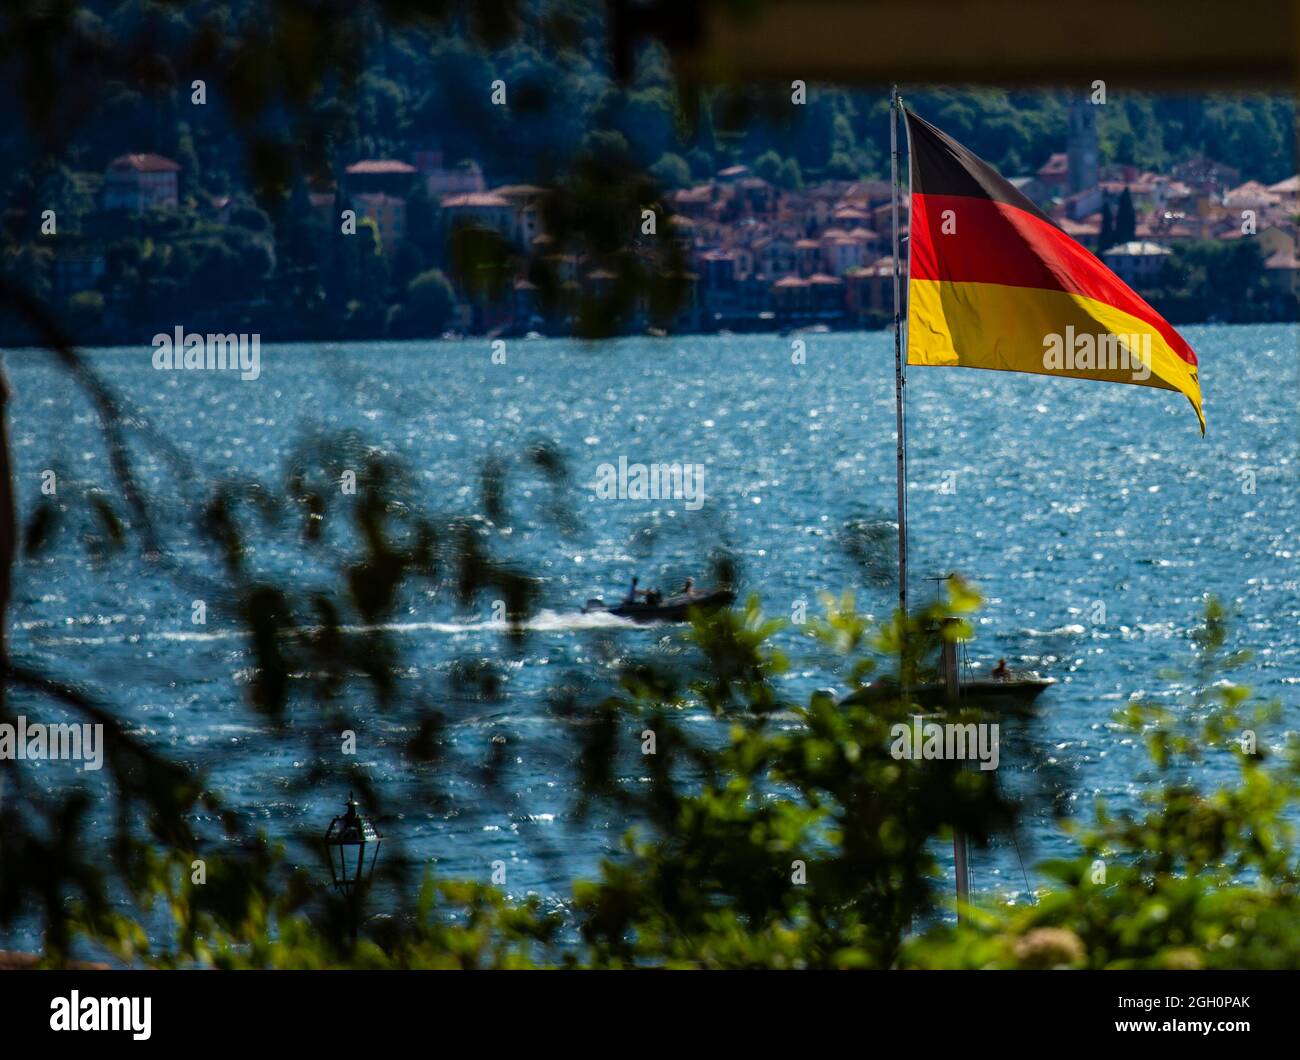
925 571 954 603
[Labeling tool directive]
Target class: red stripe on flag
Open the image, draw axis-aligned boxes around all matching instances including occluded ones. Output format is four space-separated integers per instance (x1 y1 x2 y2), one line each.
909 193 1197 366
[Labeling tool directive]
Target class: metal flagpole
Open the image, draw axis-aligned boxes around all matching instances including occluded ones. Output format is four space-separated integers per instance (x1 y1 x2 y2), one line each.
890 89 919 936
890 85 908 620
894 87 968 920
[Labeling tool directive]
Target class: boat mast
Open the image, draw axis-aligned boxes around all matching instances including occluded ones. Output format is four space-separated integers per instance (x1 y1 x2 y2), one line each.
942 614 972 919
890 85 908 619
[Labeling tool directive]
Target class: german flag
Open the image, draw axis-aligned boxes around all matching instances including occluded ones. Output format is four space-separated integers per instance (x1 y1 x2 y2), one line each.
905 110 1204 433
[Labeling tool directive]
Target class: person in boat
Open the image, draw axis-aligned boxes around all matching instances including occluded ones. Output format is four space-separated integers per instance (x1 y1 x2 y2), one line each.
991 658 1010 681
623 576 644 605
680 576 701 598
644 587 663 606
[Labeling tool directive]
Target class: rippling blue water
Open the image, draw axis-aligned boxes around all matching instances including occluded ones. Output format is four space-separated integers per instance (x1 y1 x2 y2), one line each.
4 325 1297 943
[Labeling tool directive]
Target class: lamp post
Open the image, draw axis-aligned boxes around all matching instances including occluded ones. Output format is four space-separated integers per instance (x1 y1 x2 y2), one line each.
325 793 381 938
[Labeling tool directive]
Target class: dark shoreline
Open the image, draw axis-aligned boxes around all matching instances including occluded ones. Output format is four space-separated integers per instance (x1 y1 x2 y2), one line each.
4 313 1294 352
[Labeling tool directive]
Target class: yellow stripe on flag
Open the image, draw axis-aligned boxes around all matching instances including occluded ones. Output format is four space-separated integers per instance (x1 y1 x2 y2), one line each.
907 278 1204 433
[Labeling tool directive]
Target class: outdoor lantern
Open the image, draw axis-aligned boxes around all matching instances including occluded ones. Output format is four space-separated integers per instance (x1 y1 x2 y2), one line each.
325 792 382 895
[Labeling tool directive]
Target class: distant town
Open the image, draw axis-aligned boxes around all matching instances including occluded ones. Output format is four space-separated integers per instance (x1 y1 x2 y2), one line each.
36 102 1300 342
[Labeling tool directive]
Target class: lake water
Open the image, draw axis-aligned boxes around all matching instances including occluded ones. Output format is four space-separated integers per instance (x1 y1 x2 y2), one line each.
4 325 1298 946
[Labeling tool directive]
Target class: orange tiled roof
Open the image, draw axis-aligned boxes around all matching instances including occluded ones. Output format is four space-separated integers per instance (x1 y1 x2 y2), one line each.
108 153 180 172
346 160 417 175
441 192 510 207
